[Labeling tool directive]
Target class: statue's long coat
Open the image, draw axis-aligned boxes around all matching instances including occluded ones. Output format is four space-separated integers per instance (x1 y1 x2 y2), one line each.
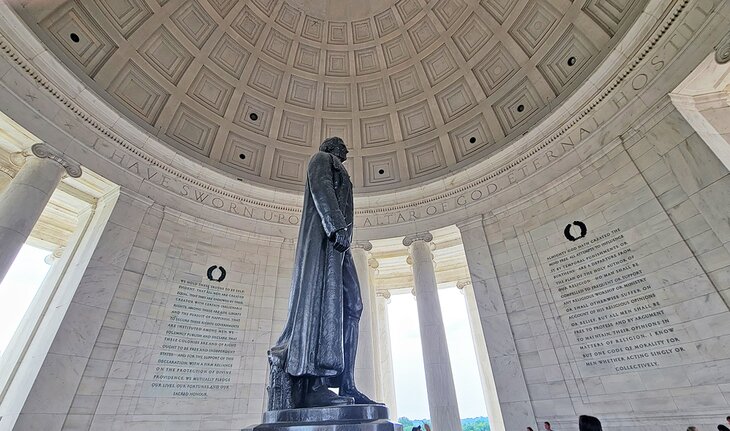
272 150 354 378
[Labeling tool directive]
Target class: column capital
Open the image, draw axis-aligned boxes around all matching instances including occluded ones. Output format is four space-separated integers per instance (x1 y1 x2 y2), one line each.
376 289 391 300
44 246 65 265
456 280 472 290
31 144 82 178
402 231 433 247
11 144 82 178
351 240 373 252
715 30 730 64
406 251 434 265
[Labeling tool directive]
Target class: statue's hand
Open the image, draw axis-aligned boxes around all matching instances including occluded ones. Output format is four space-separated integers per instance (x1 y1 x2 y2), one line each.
332 229 350 252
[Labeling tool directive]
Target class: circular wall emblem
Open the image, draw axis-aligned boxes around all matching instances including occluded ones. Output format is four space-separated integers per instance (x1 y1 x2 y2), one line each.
206 265 227 282
564 221 588 242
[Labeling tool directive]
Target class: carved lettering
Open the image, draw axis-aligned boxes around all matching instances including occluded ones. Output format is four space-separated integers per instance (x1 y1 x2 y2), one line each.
543 226 691 377
631 73 648 91
148 277 245 397
193 190 210 203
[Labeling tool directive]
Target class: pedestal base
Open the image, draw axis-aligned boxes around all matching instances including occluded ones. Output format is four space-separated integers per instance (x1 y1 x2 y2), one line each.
243 405 402 431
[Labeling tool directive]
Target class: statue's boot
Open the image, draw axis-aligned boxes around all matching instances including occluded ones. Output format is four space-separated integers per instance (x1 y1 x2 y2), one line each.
339 318 384 405
303 379 354 408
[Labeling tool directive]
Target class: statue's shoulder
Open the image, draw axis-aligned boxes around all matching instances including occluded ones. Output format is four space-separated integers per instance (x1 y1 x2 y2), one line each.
309 151 340 171
310 151 333 164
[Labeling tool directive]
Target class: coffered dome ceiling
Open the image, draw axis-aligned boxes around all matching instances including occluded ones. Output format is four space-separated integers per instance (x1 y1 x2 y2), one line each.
18 0 644 193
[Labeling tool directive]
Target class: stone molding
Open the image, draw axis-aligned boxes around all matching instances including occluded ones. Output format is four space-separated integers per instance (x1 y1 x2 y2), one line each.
12 0 651 193
669 90 730 111
455 215 485 231
0 0 721 236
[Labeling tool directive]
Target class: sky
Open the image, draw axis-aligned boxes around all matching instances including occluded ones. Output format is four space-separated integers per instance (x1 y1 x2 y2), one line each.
388 286 488 420
0 244 51 356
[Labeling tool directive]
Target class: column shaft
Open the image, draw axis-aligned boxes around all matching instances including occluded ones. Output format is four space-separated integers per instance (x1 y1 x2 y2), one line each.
460 281 505 431
374 291 398 419
351 244 377 398
406 234 462 431
0 156 65 284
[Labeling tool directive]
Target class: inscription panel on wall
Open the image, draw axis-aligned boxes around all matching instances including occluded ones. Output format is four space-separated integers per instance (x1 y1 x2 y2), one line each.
146 273 245 397
539 223 697 378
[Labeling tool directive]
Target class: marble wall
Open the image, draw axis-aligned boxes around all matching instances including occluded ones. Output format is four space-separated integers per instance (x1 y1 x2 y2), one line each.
7 198 296 431
0 0 728 426
4 107 730 431
466 104 730 431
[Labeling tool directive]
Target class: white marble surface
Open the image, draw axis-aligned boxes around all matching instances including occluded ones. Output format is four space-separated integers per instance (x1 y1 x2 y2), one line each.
472 103 730 431
458 280 506 431
457 217 533 431
373 290 398 419
0 154 65 283
351 241 378 399
406 233 462 431
1 2 730 430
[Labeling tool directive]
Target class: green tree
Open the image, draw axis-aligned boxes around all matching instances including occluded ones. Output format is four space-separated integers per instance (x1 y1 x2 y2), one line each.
398 416 490 431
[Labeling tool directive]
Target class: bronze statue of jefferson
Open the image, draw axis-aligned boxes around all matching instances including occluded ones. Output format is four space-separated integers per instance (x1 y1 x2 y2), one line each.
267 137 380 409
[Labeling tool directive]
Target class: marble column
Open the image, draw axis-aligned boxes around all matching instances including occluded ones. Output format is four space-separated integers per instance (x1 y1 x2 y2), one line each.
0 143 81 284
404 232 462 431
457 280 505 431
351 240 378 398
374 289 398 419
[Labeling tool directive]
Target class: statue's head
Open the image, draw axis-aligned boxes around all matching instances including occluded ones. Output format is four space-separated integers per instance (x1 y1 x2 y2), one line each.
319 137 348 162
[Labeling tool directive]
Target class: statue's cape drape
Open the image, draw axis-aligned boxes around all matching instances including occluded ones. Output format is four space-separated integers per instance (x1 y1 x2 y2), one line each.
272 151 354 378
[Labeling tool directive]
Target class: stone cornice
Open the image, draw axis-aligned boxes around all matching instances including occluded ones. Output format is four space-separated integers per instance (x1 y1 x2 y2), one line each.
0 0 722 236
455 215 485 231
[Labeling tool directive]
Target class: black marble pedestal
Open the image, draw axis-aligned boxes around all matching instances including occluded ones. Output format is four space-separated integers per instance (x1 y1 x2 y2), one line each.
243 405 402 431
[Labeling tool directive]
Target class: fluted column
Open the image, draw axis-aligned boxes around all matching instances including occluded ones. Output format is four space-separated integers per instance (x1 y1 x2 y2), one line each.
404 232 462 431
0 143 81 284
374 289 398 418
351 240 378 398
